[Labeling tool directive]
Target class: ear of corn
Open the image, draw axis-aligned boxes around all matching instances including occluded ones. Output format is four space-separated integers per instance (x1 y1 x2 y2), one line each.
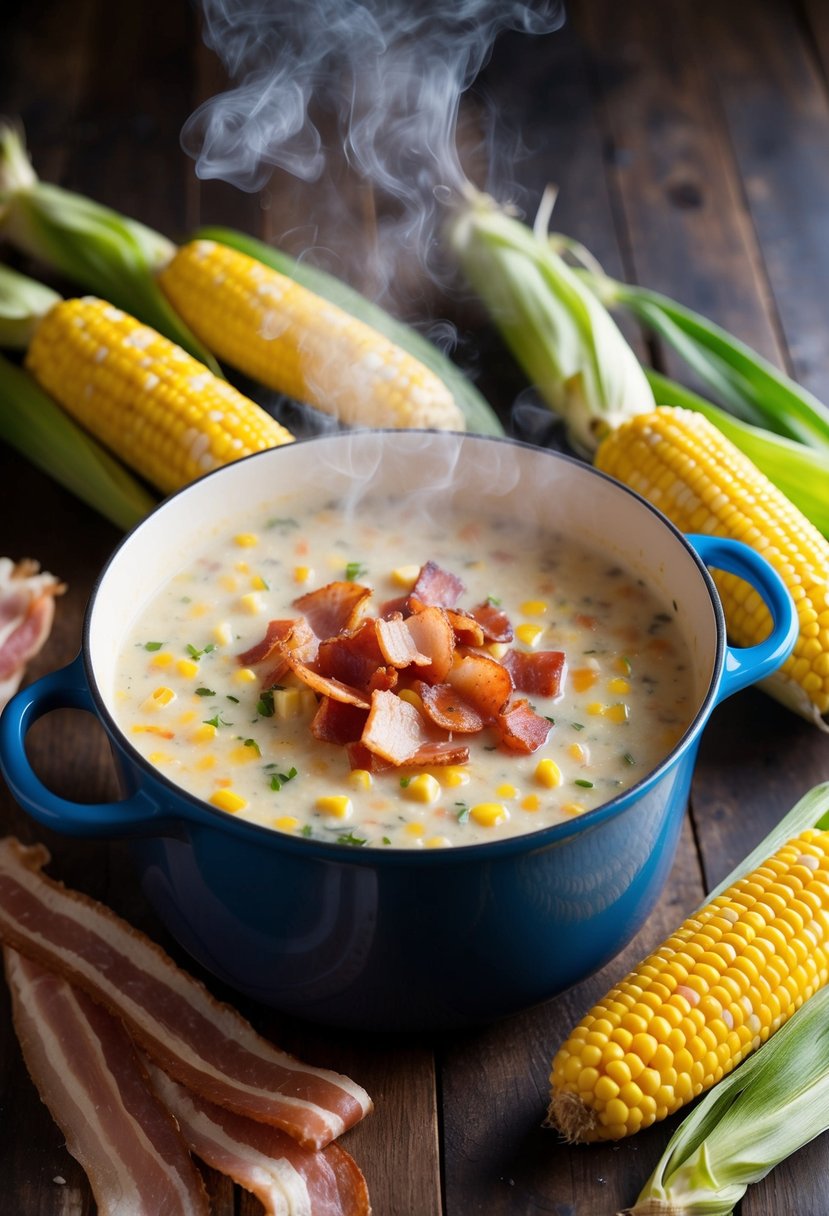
548 783 829 1145
0 122 222 375
595 407 829 731
157 239 466 432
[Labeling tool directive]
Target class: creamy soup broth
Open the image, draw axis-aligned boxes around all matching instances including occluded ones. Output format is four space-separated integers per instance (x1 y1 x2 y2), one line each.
113 496 696 849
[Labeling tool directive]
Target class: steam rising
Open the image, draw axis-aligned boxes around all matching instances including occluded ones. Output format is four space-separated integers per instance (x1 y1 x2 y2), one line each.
185 0 563 296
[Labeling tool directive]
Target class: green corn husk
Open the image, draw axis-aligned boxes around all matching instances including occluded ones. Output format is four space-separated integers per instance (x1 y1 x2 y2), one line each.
621 782 829 1216
0 121 222 374
0 352 156 531
196 224 504 437
646 369 829 538
577 264 829 453
446 186 656 454
0 259 59 348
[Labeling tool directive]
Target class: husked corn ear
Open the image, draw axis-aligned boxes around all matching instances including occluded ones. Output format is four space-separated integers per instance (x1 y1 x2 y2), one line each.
25 297 294 496
596 407 829 727
548 827 829 1143
158 240 465 431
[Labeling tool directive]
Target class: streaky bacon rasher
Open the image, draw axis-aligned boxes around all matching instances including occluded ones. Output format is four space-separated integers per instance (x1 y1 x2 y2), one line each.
4 947 210 1216
0 838 371 1150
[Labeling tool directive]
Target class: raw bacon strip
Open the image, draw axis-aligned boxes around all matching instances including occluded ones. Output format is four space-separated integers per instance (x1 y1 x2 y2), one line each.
147 1061 371 1216
293 582 371 640
469 600 514 644
445 652 513 720
4 948 209 1216
0 839 372 1151
311 698 369 746
375 614 431 669
409 560 465 609
413 681 485 734
0 558 64 709
501 649 566 698
496 699 553 753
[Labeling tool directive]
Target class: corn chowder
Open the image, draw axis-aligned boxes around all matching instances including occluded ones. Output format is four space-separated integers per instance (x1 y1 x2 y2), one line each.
113 499 695 849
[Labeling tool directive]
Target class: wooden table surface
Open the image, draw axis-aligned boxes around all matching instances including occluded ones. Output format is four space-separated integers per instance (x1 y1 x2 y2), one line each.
3 1 829 1212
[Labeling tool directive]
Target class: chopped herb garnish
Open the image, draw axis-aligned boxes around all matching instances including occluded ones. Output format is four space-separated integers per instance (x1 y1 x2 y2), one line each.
571 721 585 731
204 714 220 728
382 836 391 845
186 642 217 660
574 778 594 788
545 715 556 725
399 776 411 788
195 687 215 697
267 516 299 529
456 802 471 823
256 690 275 718
226 694 239 704
337 832 368 847
269 766 298 791
243 738 261 756
345 561 368 582
622 752 636 766
143 641 164 651
300 824 314 838
486 594 502 606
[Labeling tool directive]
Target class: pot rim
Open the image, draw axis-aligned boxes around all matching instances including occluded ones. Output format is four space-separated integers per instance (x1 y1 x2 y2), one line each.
82 429 724 866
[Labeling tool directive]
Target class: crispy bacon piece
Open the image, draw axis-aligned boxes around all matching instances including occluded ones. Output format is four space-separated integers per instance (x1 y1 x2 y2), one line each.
445 651 513 720
237 619 298 667
409 560 465 609
375 614 431 669
0 558 64 709
293 581 371 640
409 740 470 766
147 1062 371 1216
405 606 455 683
445 610 486 648
4 948 210 1215
316 620 385 685
0 839 372 1151
345 742 395 773
501 649 566 699
311 698 369 746
282 652 370 709
469 600 514 644
361 689 433 766
413 681 485 734
242 619 318 689
496 699 553 754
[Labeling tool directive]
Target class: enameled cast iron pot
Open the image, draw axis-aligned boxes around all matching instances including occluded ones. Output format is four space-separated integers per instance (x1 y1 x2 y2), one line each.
0 432 797 1031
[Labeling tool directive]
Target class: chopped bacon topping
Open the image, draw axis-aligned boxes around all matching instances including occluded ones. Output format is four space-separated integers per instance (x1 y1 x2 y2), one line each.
5 948 210 1215
0 838 372 1151
239 558 567 774
409 560 465 609
501 649 566 698
0 558 64 710
496 699 553 753
293 581 372 639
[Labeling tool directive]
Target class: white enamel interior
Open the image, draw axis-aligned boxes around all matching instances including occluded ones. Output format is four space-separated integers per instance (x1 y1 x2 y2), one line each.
88 432 719 719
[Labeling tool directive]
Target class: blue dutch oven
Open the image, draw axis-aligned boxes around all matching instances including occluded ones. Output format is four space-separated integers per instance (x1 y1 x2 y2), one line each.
0 432 797 1031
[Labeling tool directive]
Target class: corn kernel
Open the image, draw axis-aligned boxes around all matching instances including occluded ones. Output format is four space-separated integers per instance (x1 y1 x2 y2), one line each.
176 658 200 679
441 765 470 787
251 574 269 591
391 564 420 589
403 774 441 804
273 687 301 720
293 565 314 584
608 677 631 695
315 795 353 819
219 575 238 593
425 836 452 849
470 802 508 827
234 667 258 684
520 599 549 616
234 560 250 573
177 710 197 725
234 532 259 548
188 601 210 619
230 743 260 764
196 755 216 771
405 822 425 837
587 701 606 716
192 723 218 744
273 816 300 831
572 667 598 692
605 702 631 724
488 642 509 659
497 783 519 799
239 592 263 614
516 623 544 648
326 554 347 571
398 687 424 711
615 656 632 675
568 742 588 763
150 651 173 669
562 802 586 816
521 794 541 812
210 789 248 814
349 769 373 791
140 686 176 712
535 759 562 788
148 751 172 765
213 621 233 646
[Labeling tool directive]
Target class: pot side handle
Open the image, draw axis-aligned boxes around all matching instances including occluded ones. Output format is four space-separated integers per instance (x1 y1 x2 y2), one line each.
687 534 799 704
0 654 164 837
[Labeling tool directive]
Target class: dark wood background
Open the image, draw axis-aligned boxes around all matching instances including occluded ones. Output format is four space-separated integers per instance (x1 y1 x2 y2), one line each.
2 0 829 1212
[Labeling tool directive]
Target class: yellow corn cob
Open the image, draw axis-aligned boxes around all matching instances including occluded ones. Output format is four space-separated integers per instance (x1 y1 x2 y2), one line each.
595 406 829 728
548 826 829 1143
25 296 294 496
157 240 465 431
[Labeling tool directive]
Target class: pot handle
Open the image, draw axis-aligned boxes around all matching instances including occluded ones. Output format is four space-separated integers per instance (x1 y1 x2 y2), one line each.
687 534 798 704
0 654 165 837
